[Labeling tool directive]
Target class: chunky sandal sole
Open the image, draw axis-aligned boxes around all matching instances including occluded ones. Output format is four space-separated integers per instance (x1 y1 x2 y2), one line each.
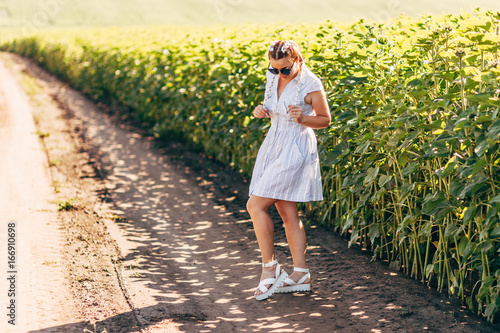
275 267 311 294
255 270 288 301
275 283 311 293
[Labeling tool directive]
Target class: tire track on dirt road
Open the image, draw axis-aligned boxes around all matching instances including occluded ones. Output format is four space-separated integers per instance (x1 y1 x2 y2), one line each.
3 52 499 332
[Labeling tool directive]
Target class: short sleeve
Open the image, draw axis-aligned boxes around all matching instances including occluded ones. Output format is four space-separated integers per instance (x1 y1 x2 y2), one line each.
302 73 324 96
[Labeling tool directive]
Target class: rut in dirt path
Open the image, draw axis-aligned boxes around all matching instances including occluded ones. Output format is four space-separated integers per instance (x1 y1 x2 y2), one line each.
7 52 499 333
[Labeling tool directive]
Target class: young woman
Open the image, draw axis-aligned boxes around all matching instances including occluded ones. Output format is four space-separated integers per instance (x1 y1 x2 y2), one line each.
247 40 331 300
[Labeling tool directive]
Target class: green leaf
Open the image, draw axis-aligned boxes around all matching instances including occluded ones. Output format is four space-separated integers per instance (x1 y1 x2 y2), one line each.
450 180 465 198
487 119 500 141
400 182 415 202
397 153 408 168
490 226 500 238
454 119 471 131
485 207 498 227
444 224 459 238
477 276 495 300
474 139 490 157
399 131 419 150
472 158 487 175
378 133 390 149
342 74 368 86
370 188 386 203
458 236 468 256
437 156 457 178
325 142 349 165
347 116 359 126
342 214 354 233
459 173 488 198
378 174 392 187
419 221 433 237
480 229 489 241
425 264 434 278
364 165 380 186
489 195 500 204
348 229 359 248
476 115 492 124
397 215 413 234
463 203 477 223
463 242 476 260
466 296 474 311
471 73 492 84
369 224 380 244
484 301 498 318
424 141 449 158
435 71 456 83
386 136 400 151
337 110 357 122
422 191 446 215
481 241 494 254
354 140 370 154
407 78 422 87
402 162 418 176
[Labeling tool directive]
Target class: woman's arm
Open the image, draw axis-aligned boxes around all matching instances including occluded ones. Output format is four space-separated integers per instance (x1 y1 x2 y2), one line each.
289 90 331 129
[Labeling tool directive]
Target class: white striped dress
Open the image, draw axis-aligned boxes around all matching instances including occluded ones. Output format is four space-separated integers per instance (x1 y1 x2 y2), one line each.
249 65 324 202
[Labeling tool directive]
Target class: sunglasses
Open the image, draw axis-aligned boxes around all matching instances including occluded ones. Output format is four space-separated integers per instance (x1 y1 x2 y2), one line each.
267 60 295 75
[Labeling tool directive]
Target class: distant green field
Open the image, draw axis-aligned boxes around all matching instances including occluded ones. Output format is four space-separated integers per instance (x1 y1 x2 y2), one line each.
1 0 500 28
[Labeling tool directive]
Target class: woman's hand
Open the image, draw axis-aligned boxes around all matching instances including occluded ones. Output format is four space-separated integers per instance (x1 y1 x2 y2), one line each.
289 105 303 123
253 105 270 118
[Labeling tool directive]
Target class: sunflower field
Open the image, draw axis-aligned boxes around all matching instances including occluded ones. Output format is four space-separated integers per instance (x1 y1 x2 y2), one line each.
1 9 499 321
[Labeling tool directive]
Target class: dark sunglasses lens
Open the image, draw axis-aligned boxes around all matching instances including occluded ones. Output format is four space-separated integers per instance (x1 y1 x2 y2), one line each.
267 62 293 75
268 67 279 75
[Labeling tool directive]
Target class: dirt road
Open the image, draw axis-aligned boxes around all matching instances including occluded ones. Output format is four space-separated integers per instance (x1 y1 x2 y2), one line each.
0 54 83 332
0 52 498 332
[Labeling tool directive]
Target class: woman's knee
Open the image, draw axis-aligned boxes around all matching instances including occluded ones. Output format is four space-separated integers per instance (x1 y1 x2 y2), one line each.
247 195 274 216
247 196 262 216
246 197 255 214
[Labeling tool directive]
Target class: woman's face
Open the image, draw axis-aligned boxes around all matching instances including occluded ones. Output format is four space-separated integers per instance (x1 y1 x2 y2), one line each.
269 56 298 79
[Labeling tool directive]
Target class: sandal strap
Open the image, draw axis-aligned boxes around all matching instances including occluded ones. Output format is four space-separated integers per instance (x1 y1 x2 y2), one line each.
293 267 309 273
263 260 281 278
262 260 278 268
257 261 282 293
283 277 296 286
292 267 310 285
258 278 276 286
257 284 269 293
283 272 310 286
257 277 276 292
297 273 310 285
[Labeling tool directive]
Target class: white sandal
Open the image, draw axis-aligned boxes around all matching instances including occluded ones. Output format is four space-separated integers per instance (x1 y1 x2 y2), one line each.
275 267 311 293
254 260 288 301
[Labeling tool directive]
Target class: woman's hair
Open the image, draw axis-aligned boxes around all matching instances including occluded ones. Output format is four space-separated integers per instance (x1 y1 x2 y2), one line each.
268 40 303 63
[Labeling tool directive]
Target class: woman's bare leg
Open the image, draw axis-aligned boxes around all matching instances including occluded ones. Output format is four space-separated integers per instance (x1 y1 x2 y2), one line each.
247 195 280 295
275 200 310 285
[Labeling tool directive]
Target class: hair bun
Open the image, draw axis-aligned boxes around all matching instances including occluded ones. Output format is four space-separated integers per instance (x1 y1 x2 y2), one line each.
268 40 303 63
